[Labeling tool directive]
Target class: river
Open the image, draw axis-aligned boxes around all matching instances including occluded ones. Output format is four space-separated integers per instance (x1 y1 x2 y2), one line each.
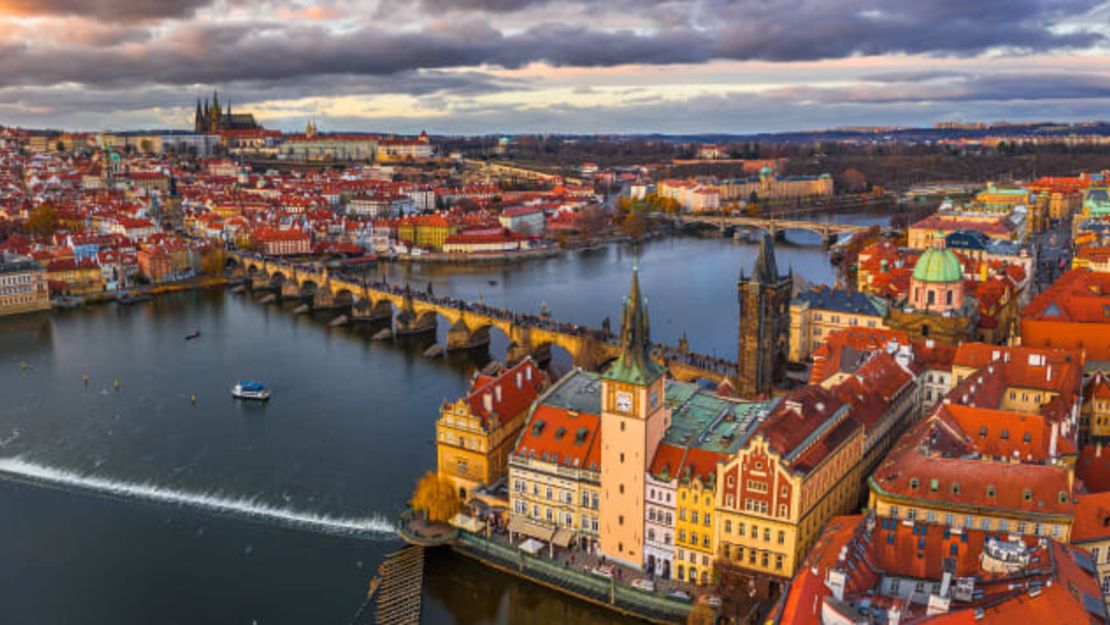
0 225 884 625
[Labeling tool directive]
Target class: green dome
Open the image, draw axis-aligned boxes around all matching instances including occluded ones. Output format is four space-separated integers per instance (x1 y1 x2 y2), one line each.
759 164 772 176
912 248 963 283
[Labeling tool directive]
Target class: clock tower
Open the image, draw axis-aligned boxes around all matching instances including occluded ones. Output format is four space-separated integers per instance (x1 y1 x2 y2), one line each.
599 265 671 569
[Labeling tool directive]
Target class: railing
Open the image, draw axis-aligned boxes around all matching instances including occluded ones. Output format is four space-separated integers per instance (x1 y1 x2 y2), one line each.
455 532 692 624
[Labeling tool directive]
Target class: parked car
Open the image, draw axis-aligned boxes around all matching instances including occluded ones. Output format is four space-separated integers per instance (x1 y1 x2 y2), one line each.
667 590 693 602
590 565 614 578
630 578 655 592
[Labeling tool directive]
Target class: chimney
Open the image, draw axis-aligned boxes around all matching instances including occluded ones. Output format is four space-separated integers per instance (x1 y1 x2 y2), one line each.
1050 421 1058 457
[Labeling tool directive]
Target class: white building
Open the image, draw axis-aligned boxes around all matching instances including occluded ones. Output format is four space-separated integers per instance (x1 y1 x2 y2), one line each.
644 471 677 580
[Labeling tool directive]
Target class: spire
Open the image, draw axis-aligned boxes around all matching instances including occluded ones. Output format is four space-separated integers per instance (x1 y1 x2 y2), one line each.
751 232 782 285
212 89 220 112
603 264 665 385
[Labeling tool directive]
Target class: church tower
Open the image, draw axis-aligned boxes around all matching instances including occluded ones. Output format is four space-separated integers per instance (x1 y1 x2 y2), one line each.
737 233 792 398
194 98 204 133
599 265 671 569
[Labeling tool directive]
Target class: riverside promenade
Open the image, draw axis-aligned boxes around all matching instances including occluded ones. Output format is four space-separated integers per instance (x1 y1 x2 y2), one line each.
400 516 695 625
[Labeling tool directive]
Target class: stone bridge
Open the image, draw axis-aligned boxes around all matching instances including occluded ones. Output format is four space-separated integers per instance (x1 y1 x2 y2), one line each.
679 215 868 244
226 251 735 386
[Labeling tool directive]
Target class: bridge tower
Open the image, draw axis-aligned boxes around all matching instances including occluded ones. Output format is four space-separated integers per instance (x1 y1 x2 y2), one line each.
737 233 792 398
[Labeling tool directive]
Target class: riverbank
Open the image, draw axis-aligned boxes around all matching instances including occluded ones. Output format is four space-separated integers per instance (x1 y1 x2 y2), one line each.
450 532 693 625
389 232 646 265
55 275 231 308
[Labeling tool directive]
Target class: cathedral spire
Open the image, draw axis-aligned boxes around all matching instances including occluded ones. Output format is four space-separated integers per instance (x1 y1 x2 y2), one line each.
603 263 665 385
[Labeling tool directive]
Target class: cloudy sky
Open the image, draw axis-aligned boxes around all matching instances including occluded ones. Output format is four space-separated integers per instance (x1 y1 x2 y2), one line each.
1 0 1109 134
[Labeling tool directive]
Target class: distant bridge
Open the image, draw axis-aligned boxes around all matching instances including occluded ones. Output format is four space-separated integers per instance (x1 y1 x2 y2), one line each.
226 251 736 385
677 215 869 244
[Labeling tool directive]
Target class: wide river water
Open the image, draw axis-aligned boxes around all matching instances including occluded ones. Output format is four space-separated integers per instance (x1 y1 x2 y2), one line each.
0 224 884 625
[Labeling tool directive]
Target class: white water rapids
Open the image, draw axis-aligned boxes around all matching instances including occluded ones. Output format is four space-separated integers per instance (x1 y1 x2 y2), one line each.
0 457 395 538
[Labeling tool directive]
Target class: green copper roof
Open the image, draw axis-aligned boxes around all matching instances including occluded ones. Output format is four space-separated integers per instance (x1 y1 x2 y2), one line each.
912 247 963 283
602 266 666 386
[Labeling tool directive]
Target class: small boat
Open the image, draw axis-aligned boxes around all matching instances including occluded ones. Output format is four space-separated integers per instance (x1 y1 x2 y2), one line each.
117 292 152 305
185 330 201 341
231 381 271 401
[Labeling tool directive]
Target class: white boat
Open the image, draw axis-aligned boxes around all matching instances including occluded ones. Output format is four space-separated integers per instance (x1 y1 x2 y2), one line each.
231 381 270 401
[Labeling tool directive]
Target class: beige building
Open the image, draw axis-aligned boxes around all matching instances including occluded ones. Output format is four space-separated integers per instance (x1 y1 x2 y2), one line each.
0 254 51 315
789 287 888 361
598 268 672 569
508 370 603 552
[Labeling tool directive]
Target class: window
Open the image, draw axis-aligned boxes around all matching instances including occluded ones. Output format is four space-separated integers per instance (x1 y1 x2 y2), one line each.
691 532 698 545
704 513 711 527
910 478 919 490
546 487 552 500
679 530 686 542
691 511 698 524
986 485 996 498
1022 489 1032 502
778 530 785 545
775 554 784 570
724 520 732 534
1103 575 1110 595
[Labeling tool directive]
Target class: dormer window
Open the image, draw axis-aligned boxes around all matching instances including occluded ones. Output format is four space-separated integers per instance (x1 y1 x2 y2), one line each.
1022 489 1032 502
987 485 996 498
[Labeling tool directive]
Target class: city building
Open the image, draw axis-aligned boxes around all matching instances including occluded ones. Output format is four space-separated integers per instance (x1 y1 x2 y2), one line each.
737 234 792 398
282 133 378 162
498 206 545 234
375 132 434 162
1084 371 1110 442
0 253 50 315
1072 490 1110 613
770 513 1109 625
508 369 603 553
1022 269 1110 362
718 165 834 203
347 193 414 218
886 246 978 345
789 287 888 362
253 228 311 256
437 358 546 500
193 91 259 133
716 384 865 586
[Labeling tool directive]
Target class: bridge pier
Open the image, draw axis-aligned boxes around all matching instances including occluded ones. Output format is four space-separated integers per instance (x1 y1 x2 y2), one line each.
395 310 436 336
280 281 301 300
312 289 338 310
447 321 491 351
506 342 531 365
531 343 552 364
824 231 838 246
352 299 393 322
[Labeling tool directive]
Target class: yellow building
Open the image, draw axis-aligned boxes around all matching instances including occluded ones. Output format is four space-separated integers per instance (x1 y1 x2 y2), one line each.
46 258 104 296
673 455 722 585
398 214 458 252
716 385 864 586
437 358 546 499
508 369 603 552
0 254 51 315
788 287 888 361
1083 371 1110 442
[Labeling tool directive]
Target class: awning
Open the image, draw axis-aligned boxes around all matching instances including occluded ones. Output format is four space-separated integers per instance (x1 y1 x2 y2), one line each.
508 517 555 542
448 513 486 533
518 538 545 555
552 528 576 549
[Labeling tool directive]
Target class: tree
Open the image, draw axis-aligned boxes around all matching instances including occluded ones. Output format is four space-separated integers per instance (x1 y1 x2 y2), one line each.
620 210 647 239
410 471 462 523
576 205 610 242
26 205 57 235
838 167 868 194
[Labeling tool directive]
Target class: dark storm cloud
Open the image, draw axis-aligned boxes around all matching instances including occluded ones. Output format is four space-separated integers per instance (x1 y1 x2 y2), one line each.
708 0 1104 60
2 0 1104 90
0 0 212 20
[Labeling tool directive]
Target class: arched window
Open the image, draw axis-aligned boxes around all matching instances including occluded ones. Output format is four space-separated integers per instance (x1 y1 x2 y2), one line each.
946 290 953 306
927 290 936 306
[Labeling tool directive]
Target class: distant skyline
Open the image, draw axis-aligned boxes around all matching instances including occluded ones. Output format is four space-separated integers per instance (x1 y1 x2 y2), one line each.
1 0 1109 134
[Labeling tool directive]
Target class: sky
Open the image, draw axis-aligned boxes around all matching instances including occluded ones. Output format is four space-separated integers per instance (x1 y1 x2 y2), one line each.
0 0 1109 134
